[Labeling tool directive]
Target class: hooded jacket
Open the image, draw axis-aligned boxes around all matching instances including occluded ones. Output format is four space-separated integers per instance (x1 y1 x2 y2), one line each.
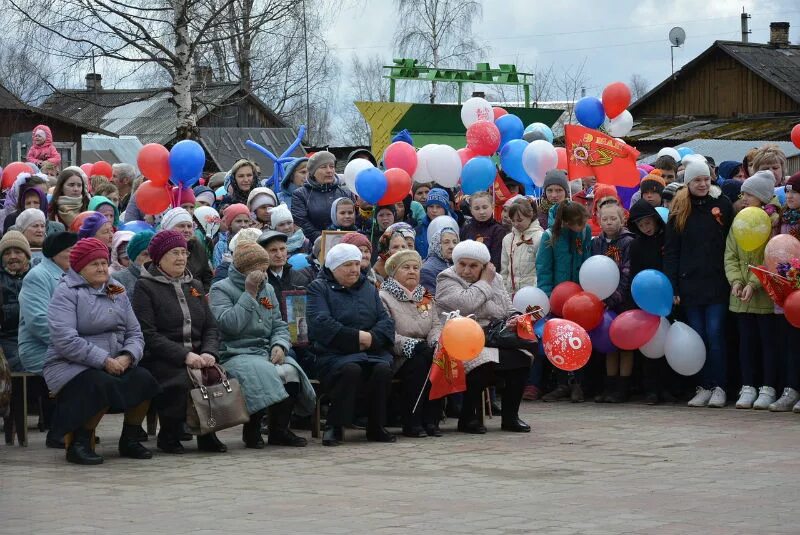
88 195 120 226
290 176 354 243
278 157 309 209
25 125 61 167
627 200 666 276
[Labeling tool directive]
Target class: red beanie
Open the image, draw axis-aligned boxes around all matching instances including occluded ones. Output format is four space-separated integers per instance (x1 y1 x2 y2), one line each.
147 230 188 266
69 237 110 273
223 203 251 228
340 231 372 252
171 187 196 207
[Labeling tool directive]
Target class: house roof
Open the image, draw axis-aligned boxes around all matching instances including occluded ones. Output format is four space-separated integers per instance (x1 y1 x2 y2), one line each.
627 115 800 144
630 40 800 113
81 135 144 166
639 138 800 164
199 127 305 175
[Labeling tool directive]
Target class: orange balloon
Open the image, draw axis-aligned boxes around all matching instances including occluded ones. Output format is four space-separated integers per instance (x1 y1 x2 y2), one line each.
441 317 485 361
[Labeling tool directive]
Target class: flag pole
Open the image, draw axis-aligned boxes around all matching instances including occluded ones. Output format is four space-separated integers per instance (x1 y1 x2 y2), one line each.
412 367 433 415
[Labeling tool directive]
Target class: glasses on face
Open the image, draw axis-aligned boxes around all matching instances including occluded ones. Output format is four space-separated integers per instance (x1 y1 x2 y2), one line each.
166 249 189 258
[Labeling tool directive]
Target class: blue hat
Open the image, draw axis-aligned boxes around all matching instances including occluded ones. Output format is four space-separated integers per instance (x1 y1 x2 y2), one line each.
425 188 450 211
391 129 414 146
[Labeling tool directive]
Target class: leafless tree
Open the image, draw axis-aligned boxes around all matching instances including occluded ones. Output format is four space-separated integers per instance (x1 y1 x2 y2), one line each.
629 73 650 102
393 0 483 104
336 54 390 145
0 37 61 104
555 58 590 124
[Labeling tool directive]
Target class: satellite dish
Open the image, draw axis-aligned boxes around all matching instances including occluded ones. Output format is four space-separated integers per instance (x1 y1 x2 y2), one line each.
669 27 686 47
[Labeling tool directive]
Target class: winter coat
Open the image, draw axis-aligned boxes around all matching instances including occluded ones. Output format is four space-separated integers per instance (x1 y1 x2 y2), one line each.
43 270 144 394
187 238 213 293
0 264 28 338
535 224 593 297
414 218 432 258
627 200 666 276
590 228 636 312
306 269 395 380
212 231 229 269
460 218 507 271
114 262 143 296
724 227 774 314
501 220 544 295
209 266 315 415
25 125 61 167
291 178 354 243
18 258 65 374
421 255 449 294
278 158 309 209
379 284 441 370
664 192 733 306
434 267 515 372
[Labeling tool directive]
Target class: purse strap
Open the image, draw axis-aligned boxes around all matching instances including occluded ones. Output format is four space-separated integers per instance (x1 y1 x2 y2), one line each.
185 364 228 388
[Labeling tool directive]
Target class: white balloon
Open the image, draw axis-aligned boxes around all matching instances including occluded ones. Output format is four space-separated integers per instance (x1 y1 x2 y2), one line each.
413 144 438 183
426 144 462 188
657 147 681 162
460 97 494 128
343 158 374 191
512 286 551 316
578 255 620 300
427 215 459 245
664 321 706 376
522 140 558 187
640 316 670 359
682 153 707 165
607 110 633 137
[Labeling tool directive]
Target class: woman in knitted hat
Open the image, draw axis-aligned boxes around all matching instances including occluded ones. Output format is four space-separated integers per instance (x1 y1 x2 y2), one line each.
212 203 253 269
49 169 90 228
78 212 114 248
379 250 443 437
307 243 397 446
171 186 196 215
131 230 225 455
209 242 315 449
290 151 353 243
192 185 216 208
161 207 214 292
0 230 32 371
247 186 278 229
435 240 532 435
211 227 263 285
341 231 381 286
43 237 159 465
114 230 154 295
16 207 47 256
374 222 415 279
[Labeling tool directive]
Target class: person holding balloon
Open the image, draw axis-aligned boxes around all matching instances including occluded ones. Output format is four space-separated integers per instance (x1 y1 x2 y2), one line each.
170 187 197 216
49 169 90 228
664 161 733 408
501 198 543 296
291 151 353 243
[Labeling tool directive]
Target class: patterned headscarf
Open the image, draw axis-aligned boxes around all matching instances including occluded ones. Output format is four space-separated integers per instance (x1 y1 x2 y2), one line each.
377 222 415 255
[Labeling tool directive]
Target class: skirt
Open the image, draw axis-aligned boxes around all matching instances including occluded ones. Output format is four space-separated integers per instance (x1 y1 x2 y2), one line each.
50 367 161 438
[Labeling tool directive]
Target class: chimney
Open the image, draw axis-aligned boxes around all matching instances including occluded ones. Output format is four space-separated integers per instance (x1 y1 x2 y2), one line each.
85 73 102 91
769 22 790 48
471 91 485 99
195 65 213 84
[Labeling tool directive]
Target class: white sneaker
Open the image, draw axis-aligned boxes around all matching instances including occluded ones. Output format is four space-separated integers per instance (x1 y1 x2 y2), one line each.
770 387 800 412
707 387 727 408
688 387 713 407
753 386 777 410
735 386 758 409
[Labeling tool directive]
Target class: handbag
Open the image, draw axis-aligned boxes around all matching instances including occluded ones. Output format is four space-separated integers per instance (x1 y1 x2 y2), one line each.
186 364 249 436
484 317 537 352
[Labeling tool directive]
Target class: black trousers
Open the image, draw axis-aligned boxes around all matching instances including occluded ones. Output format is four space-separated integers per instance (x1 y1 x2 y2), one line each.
325 361 393 428
394 354 442 428
461 350 530 424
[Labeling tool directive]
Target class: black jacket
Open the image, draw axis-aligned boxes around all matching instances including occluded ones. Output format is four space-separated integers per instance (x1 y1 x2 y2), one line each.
187 239 213 293
290 178 354 243
627 200 666 276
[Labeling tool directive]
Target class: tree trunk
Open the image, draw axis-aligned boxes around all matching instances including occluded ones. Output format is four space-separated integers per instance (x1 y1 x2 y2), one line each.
173 0 198 140
239 0 253 91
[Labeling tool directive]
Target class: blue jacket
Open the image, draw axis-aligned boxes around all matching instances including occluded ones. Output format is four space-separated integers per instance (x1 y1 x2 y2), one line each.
535 224 593 297
415 218 432 258
421 255 449 294
212 231 229 269
18 258 65 373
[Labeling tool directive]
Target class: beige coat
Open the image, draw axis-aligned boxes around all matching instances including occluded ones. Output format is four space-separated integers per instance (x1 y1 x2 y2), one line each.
434 267 514 372
379 288 441 370
501 220 544 295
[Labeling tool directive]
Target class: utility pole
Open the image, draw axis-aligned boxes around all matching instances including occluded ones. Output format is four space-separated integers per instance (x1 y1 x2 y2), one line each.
301 0 311 145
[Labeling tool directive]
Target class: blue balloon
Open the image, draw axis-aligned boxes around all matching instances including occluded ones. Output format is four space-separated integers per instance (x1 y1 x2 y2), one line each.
523 122 554 144
677 147 694 158
631 269 674 316
461 156 496 194
288 254 310 270
121 220 155 233
589 310 617 353
499 139 531 184
534 316 547 339
169 140 206 185
655 206 669 223
775 186 786 206
495 114 524 150
574 96 606 129
354 167 387 204
617 186 637 209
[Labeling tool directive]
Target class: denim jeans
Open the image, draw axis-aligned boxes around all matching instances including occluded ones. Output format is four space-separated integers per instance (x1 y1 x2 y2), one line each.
736 313 777 388
684 304 727 390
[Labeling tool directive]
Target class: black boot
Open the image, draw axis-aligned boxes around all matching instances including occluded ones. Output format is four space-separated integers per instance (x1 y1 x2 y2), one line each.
366 425 396 443
595 376 616 403
119 424 153 459
242 410 266 449
66 428 103 465
500 368 531 433
156 419 185 454
267 398 307 447
606 376 630 403
197 432 227 453
322 425 343 447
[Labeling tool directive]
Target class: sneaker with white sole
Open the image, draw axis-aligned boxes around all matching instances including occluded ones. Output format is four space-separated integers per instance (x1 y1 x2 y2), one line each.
707 387 727 408
753 386 776 410
735 385 758 409
769 387 800 412
688 387 713 407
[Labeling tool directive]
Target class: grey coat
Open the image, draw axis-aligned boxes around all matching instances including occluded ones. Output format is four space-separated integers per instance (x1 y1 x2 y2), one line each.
114 262 143 296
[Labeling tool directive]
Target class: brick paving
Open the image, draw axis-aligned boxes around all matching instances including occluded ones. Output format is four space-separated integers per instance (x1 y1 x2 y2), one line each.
2 402 799 534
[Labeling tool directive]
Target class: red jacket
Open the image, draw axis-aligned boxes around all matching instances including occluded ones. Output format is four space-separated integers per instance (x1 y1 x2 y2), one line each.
26 125 61 167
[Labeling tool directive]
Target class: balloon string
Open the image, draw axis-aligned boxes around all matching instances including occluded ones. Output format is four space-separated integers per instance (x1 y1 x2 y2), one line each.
411 366 432 415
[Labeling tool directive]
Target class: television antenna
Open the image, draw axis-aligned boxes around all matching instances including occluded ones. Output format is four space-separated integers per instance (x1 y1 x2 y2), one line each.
668 27 685 117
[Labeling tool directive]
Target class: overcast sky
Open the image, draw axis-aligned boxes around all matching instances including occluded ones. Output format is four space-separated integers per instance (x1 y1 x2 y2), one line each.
327 0 800 101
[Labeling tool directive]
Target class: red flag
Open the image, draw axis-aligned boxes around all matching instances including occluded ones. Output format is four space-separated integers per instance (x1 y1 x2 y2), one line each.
564 124 641 187
517 306 544 341
750 265 795 307
429 342 467 400
492 172 513 221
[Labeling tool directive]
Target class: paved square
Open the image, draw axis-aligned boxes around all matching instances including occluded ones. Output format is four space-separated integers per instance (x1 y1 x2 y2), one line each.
2 403 799 534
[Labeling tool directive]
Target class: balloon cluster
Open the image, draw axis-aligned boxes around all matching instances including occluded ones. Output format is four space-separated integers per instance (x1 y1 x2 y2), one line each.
345 141 415 205
246 125 306 191
135 141 206 215
574 81 634 138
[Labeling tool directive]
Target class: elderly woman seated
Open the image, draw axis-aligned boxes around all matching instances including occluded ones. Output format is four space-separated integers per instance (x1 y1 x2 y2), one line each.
373 222 416 279
131 230 225 454
421 219 460 293
434 240 531 434
210 242 315 449
378 250 443 437
307 243 396 446
43 238 160 465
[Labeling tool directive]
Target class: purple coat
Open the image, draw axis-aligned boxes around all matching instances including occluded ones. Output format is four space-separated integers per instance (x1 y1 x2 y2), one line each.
460 218 507 271
43 269 144 394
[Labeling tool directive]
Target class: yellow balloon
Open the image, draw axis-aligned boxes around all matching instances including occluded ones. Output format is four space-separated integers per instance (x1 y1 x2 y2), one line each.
732 206 771 252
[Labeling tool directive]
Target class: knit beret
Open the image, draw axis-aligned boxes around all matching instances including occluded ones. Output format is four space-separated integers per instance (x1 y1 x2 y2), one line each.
234 242 270 274
0 230 31 259
223 203 251 228
43 231 78 259
171 187 195 207
269 204 293 228
385 249 422 278
307 151 336 180
542 169 569 195
69 237 109 273
741 171 776 204
426 188 450 210
247 187 278 212
340 231 372 252
78 212 110 240
683 161 711 184
452 239 491 266
325 243 362 271
786 172 800 194
160 207 193 231
15 207 46 232
147 230 187 267
126 230 155 262
229 227 262 255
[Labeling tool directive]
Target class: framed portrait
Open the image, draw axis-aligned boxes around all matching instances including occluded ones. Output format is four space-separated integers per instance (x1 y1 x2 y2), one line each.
281 290 309 347
319 230 353 264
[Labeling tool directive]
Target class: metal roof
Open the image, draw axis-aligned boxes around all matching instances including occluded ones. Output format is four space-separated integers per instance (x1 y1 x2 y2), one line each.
199 127 305 175
640 138 800 164
81 135 144 166
627 115 800 144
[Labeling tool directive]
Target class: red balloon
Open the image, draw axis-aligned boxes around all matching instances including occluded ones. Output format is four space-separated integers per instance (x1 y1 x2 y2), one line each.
492 107 508 121
379 168 413 205
784 291 800 328
80 163 94 176
609 309 660 350
555 147 568 171
792 124 800 150
466 121 501 156
383 141 418 177
91 161 113 179
602 82 632 119
137 181 171 215
457 147 477 167
562 291 605 331
1 162 32 190
542 319 592 371
137 143 171 186
550 281 583 317
69 211 98 233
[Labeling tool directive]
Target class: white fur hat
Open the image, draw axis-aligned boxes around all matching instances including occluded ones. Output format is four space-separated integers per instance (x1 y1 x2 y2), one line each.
452 239 491 266
16 208 46 231
325 243 362 271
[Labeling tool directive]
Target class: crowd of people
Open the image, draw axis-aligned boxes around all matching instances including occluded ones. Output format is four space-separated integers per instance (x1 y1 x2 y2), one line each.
1 123 798 466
